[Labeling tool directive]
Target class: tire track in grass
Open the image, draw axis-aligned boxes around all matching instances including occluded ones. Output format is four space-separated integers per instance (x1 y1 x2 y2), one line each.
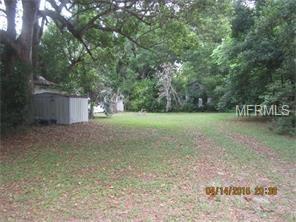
212 124 296 222
183 129 277 221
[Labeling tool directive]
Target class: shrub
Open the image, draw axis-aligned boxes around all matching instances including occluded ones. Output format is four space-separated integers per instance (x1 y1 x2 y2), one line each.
0 62 32 134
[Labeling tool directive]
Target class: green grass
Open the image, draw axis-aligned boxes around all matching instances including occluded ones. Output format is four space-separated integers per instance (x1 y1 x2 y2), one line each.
1 112 295 221
100 112 295 160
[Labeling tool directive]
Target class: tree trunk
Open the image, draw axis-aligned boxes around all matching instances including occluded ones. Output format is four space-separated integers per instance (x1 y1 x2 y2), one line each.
1 0 41 129
3 0 17 78
166 90 171 112
89 92 95 119
3 0 41 89
20 0 41 123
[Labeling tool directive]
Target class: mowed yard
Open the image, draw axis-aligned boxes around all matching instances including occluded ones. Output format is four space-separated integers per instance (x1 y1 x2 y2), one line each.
0 113 295 221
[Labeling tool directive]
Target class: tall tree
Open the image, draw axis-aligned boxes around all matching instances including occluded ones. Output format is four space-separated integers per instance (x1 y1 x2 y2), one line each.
156 62 181 112
0 0 181 129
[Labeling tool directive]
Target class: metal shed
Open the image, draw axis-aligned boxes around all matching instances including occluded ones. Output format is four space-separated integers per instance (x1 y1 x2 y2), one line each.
33 92 88 124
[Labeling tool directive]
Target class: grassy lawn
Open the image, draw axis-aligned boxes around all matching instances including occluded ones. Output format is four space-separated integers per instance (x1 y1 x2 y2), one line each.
1 113 295 221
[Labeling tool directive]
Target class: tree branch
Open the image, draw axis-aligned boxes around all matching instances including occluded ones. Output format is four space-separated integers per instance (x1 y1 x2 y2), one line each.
78 8 114 35
124 9 152 25
40 9 77 36
40 1 158 57
96 24 153 51
47 0 70 14
40 9 95 60
0 8 7 15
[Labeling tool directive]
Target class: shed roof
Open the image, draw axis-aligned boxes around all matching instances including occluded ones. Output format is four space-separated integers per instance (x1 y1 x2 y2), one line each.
33 75 56 86
34 92 88 98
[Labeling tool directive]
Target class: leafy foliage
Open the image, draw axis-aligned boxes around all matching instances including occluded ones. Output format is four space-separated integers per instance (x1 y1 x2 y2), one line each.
1 0 294 134
0 62 32 133
212 0 295 134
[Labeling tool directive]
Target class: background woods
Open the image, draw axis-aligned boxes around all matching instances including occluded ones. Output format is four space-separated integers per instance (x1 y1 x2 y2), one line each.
0 0 295 134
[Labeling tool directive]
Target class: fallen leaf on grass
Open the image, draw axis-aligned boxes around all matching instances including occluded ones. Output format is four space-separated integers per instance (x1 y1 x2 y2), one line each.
244 196 252 202
260 206 274 213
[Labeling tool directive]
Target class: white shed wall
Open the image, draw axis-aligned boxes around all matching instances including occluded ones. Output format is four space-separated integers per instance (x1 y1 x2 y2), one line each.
33 94 52 120
116 99 124 112
69 98 88 124
54 96 70 124
33 93 88 124
33 94 70 124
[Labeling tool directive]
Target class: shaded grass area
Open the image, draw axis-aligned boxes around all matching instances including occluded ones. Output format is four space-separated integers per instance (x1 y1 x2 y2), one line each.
0 113 295 221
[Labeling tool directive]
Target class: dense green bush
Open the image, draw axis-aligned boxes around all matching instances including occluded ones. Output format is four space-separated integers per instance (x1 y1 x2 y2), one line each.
0 62 31 134
126 79 164 112
273 116 296 136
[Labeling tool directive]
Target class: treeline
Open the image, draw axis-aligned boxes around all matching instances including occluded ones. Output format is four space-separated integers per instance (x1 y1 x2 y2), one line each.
38 0 232 113
213 0 295 134
1 0 295 134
